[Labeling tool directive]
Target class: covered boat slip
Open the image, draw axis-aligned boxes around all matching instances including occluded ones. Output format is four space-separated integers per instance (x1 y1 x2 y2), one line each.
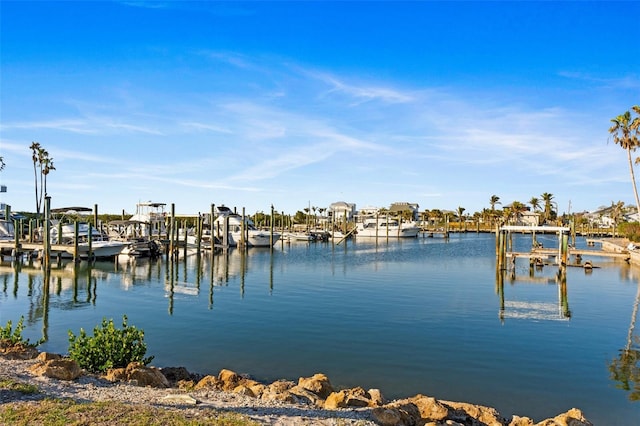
497 225 630 270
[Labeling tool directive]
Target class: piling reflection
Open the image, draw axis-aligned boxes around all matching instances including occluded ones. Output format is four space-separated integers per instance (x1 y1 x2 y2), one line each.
496 261 571 323
162 247 276 313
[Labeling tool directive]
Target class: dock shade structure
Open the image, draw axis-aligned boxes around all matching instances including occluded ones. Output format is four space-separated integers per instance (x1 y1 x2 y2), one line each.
497 225 571 270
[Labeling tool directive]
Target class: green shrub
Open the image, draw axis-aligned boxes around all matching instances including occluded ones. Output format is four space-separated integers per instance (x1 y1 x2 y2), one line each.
68 315 154 374
1 317 35 347
620 222 640 242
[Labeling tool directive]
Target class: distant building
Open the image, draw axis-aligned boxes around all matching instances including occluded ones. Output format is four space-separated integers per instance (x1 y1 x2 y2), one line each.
389 202 420 221
519 210 541 226
328 201 356 221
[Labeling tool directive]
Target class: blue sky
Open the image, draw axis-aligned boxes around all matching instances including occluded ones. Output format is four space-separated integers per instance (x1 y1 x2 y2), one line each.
1 1 639 217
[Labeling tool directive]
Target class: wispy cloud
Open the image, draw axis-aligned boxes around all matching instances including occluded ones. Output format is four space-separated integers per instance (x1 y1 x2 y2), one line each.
558 71 640 89
302 68 415 105
0 120 98 134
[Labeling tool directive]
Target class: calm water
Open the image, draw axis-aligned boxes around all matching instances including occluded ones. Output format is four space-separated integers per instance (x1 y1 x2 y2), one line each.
1 233 639 424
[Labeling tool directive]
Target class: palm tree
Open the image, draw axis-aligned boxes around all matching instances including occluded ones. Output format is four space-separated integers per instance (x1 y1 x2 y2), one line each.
610 200 625 237
0 156 5 171
529 197 540 212
510 201 527 225
541 192 555 224
489 195 501 227
456 206 465 230
489 195 501 212
610 106 640 218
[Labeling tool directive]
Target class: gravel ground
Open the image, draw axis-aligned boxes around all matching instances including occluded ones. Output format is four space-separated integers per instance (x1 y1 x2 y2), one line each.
0 358 377 426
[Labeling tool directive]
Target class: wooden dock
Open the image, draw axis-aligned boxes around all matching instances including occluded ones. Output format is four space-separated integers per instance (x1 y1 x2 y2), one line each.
506 248 630 262
0 241 81 256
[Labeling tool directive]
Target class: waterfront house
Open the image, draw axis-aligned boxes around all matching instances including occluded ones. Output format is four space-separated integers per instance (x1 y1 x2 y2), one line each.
328 201 356 222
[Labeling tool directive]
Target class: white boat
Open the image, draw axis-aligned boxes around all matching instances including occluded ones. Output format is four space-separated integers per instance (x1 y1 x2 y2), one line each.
108 202 168 258
355 217 420 238
43 207 126 259
213 206 280 247
281 232 315 243
59 239 127 260
123 201 168 239
0 219 15 242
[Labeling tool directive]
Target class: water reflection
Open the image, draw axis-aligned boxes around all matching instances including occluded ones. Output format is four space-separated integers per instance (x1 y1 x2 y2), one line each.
0 259 104 343
496 263 571 323
160 248 276 314
609 278 640 401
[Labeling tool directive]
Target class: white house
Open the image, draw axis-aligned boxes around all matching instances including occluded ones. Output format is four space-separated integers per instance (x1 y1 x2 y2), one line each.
328 201 356 221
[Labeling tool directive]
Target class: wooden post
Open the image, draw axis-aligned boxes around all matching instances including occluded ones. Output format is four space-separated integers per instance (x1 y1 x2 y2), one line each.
560 230 569 266
270 205 275 247
497 229 506 270
241 207 246 248
94 204 99 235
43 197 51 269
182 219 187 258
170 203 176 260
74 221 79 262
221 209 229 248
214 203 218 250
196 213 202 256
88 221 93 260
13 217 20 258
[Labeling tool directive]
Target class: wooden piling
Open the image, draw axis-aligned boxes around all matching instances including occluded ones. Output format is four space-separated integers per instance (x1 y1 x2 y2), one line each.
270 205 275 248
43 197 51 269
74 221 79 262
241 207 246 248
560 231 569 266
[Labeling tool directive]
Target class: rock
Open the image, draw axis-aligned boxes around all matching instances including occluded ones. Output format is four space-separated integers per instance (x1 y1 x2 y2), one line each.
289 384 324 406
0 341 39 360
160 366 192 384
442 400 506 425
367 388 385 406
297 373 334 399
509 415 534 426
534 408 593 426
324 390 348 409
104 367 127 382
125 362 169 388
218 368 241 391
232 384 255 397
325 387 383 409
241 379 266 398
177 379 196 390
260 380 298 403
193 375 220 390
409 395 450 421
372 401 421 426
160 394 198 405
35 352 62 362
343 386 373 407
28 358 82 381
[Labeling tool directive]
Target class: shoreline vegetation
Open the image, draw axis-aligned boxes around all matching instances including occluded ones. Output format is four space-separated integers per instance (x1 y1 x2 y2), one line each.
0 345 593 426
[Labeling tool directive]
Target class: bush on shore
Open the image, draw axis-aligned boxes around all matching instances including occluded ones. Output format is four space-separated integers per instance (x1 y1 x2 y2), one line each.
68 315 153 374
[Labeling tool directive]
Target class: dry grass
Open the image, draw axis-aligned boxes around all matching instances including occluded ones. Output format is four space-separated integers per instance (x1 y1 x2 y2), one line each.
0 399 261 426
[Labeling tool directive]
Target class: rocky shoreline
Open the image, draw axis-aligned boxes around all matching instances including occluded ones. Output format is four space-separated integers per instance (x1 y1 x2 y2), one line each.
0 345 593 426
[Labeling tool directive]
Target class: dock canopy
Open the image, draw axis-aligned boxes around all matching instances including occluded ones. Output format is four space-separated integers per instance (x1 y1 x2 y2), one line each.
499 225 570 233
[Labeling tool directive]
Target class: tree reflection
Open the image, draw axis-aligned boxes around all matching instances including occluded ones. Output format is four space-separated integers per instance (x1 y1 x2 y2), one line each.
609 281 640 401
